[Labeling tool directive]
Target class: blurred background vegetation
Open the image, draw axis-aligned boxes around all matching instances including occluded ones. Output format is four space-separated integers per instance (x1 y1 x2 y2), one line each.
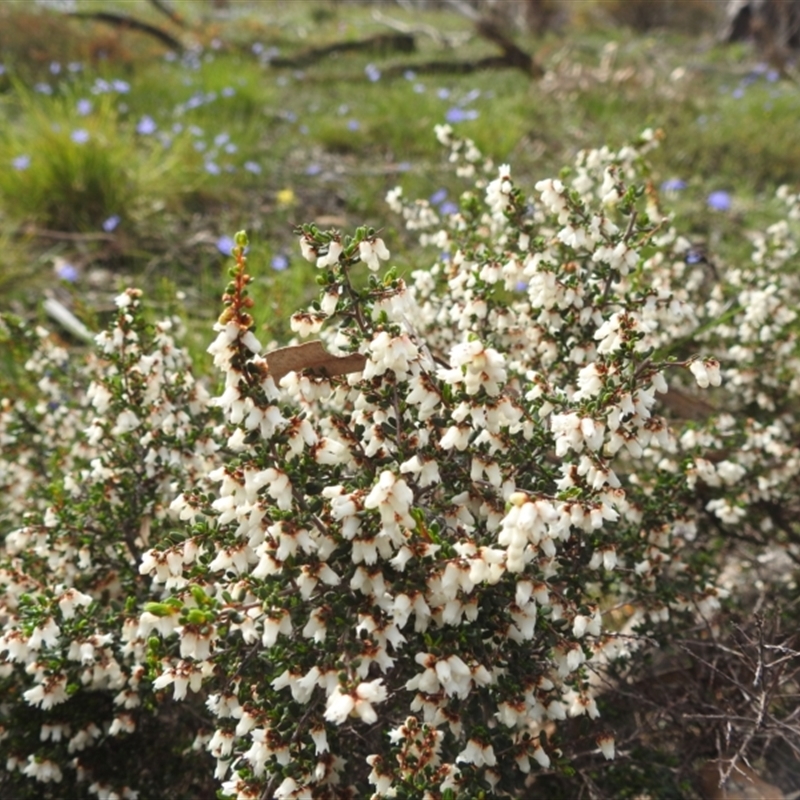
1 0 798 375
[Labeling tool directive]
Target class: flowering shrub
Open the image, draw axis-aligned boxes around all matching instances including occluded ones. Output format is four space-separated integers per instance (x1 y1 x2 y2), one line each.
2 127 800 799
0 304 220 798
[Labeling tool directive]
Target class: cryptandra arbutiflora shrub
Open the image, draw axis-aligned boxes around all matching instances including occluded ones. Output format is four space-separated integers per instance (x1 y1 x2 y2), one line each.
1 127 799 799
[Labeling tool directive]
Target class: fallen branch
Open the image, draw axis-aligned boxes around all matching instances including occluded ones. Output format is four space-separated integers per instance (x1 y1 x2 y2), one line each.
68 10 183 51
475 17 543 76
381 15 541 77
371 8 472 49
269 33 415 69
147 0 187 30
383 53 537 77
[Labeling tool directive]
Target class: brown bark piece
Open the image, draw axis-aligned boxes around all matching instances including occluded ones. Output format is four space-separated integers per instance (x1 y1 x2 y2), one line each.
265 341 366 383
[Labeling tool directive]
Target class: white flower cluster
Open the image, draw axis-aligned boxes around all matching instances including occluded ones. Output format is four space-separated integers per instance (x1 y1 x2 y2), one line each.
0 291 221 797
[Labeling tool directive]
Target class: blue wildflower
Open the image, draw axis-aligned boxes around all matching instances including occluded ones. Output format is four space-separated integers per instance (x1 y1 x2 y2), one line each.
136 115 157 135
685 249 705 264
707 191 732 211
56 262 79 282
103 215 121 232
660 178 687 192
445 107 478 123
216 235 234 255
271 254 289 271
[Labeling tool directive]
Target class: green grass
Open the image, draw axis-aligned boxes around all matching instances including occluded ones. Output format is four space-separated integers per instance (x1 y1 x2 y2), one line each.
0 0 796 372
